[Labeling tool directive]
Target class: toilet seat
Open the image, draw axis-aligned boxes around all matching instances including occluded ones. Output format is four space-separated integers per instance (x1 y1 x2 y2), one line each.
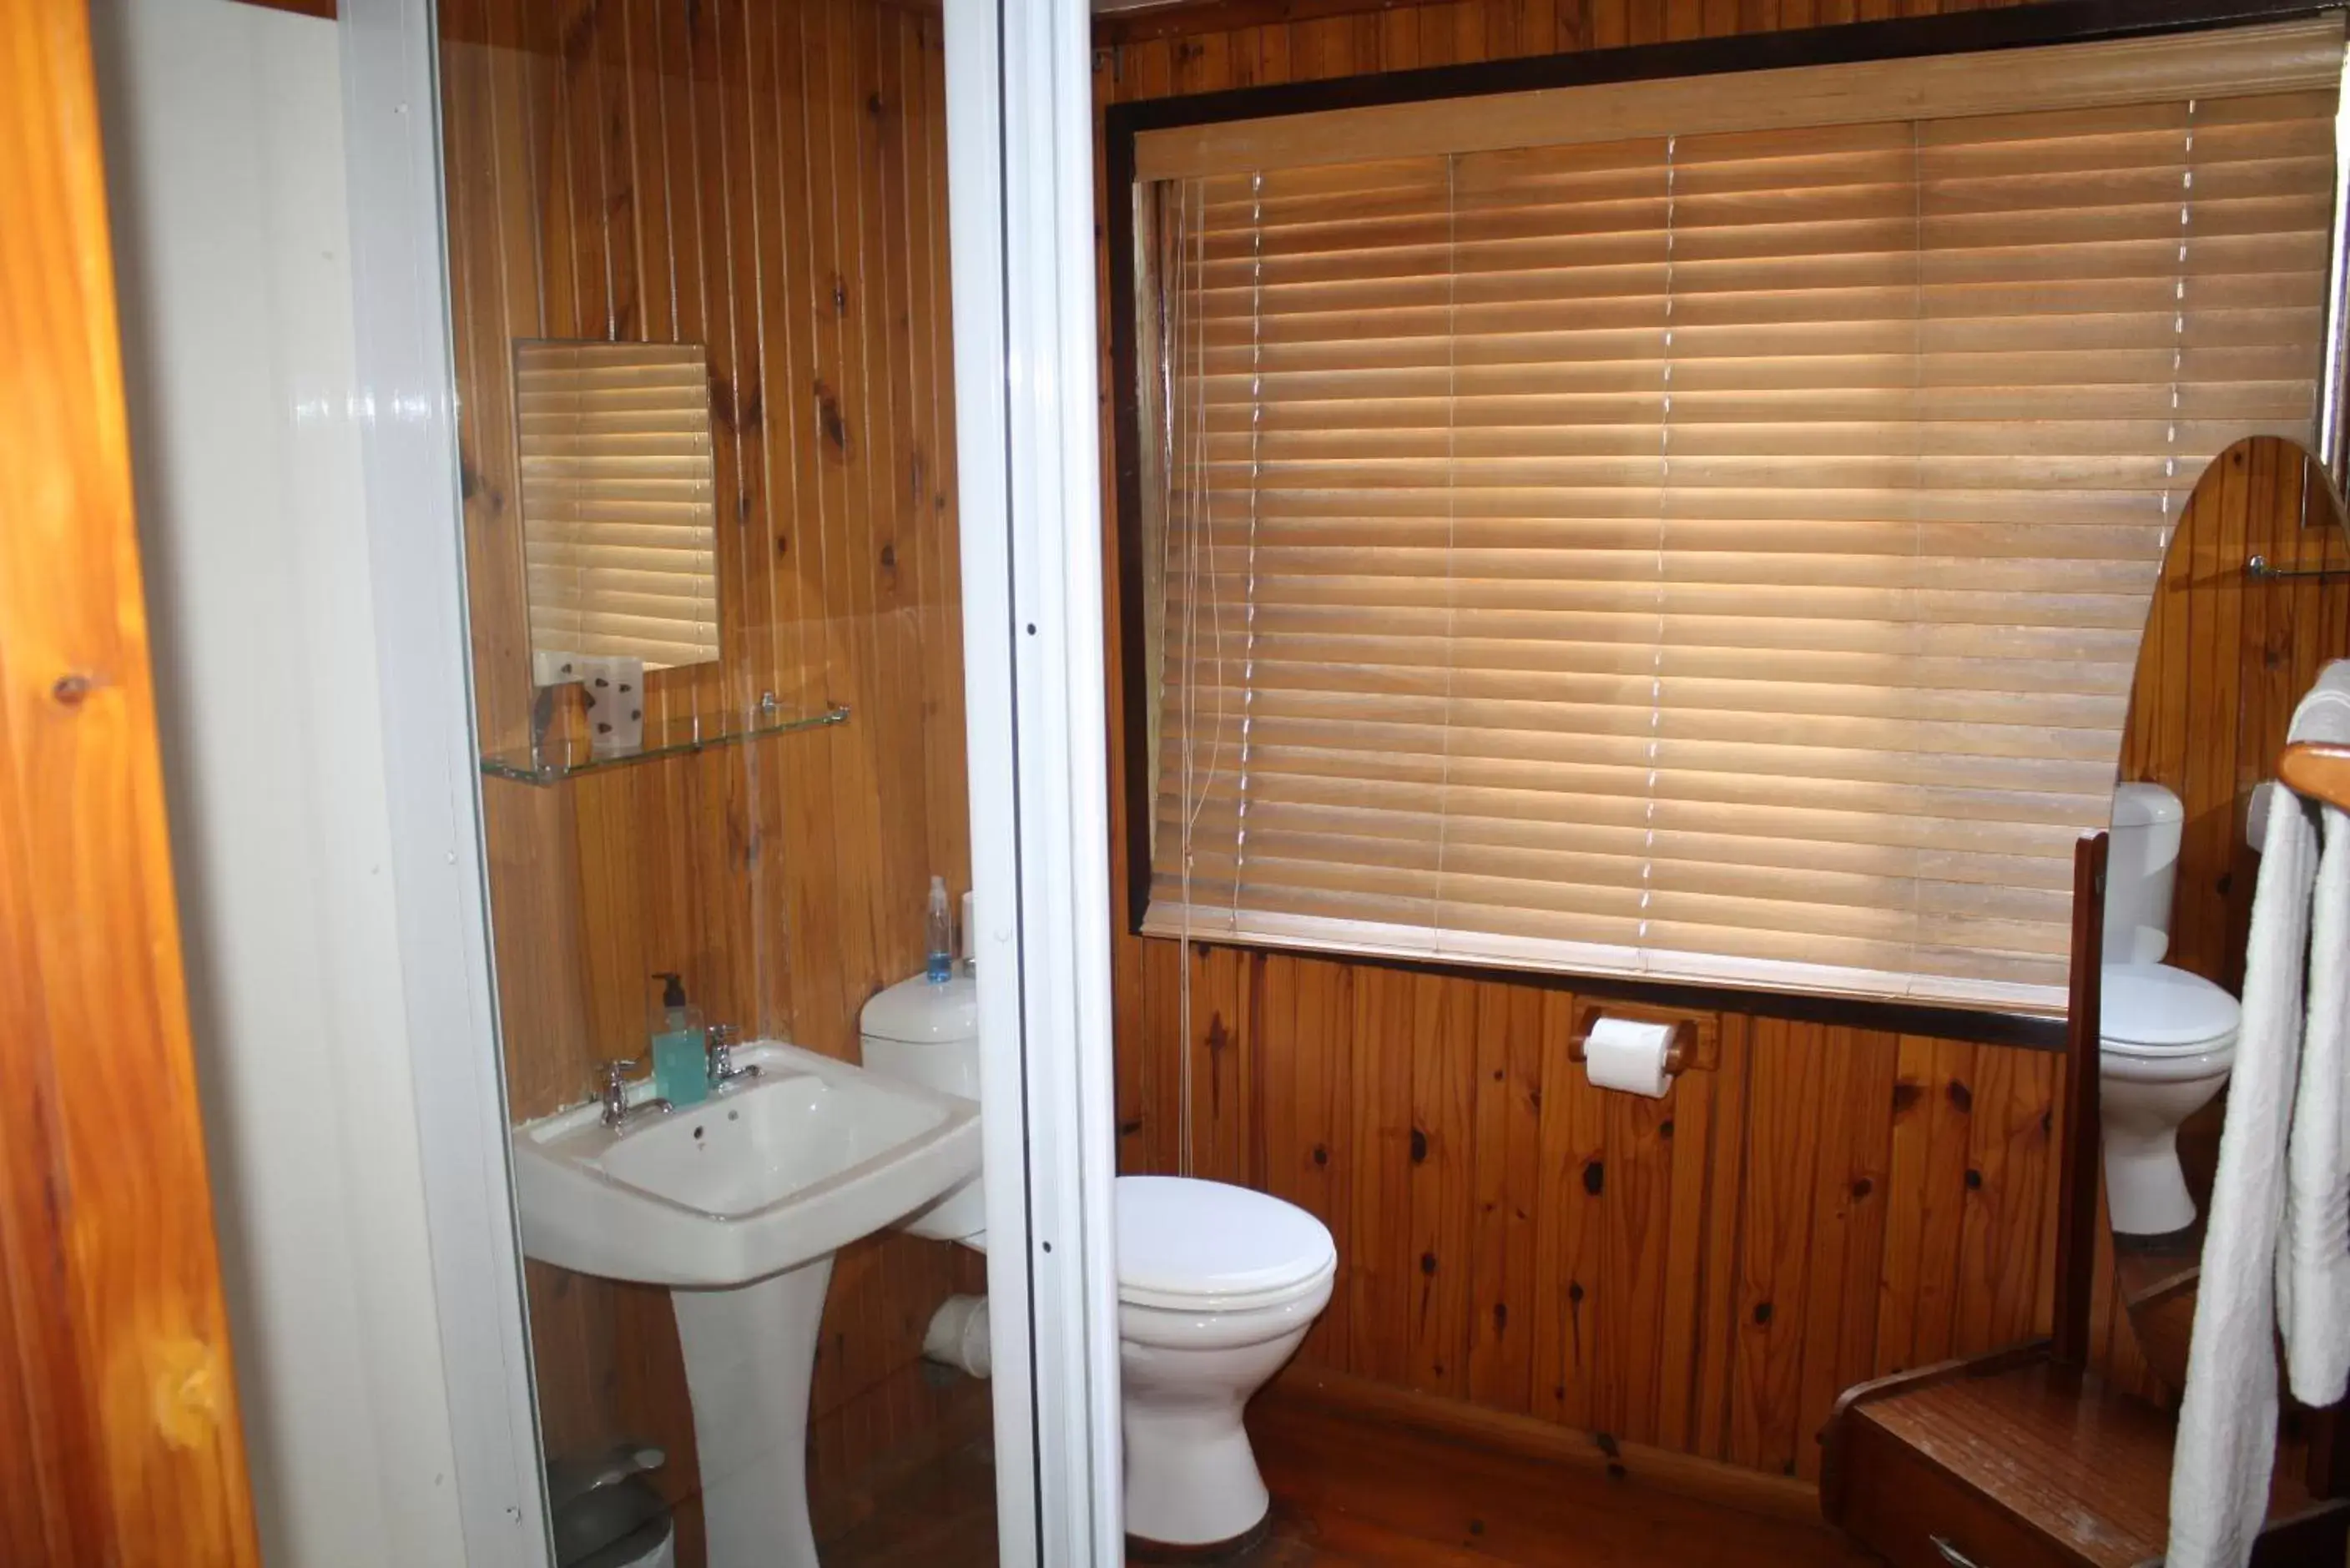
2100 962 2240 1056
1116 1176 1335 1312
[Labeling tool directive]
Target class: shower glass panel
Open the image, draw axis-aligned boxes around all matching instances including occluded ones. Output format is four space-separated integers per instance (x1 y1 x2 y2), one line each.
434 1 1016 1560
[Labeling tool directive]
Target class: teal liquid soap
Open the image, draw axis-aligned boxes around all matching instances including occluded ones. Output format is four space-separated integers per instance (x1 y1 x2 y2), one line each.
653 1024 708 1107
648 971 708 1107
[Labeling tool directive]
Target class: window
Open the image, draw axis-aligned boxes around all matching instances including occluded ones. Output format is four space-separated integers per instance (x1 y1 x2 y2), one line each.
1122 16 2348 1012
515 339 721 673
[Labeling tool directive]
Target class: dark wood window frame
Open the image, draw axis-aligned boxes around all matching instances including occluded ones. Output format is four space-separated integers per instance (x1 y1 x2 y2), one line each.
1102 0 2347 1052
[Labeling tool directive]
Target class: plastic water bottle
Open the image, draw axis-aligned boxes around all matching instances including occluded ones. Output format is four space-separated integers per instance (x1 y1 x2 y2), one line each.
925 875 953 983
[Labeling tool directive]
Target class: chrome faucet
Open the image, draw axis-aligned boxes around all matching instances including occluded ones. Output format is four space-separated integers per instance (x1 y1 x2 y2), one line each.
598 1058 672 1130
705 1023 760 1092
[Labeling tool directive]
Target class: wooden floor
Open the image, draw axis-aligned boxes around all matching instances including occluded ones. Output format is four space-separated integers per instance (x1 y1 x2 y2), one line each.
820 1389 1879 1566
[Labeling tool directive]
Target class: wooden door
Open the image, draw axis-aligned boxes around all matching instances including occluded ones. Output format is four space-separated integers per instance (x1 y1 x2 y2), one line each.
0 0 260 1561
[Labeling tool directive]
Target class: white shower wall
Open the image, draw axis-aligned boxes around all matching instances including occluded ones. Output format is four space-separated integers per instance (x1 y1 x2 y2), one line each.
90 1 469 1561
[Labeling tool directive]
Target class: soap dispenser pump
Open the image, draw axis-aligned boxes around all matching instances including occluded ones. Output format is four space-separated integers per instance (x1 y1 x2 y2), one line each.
648 971 708 1108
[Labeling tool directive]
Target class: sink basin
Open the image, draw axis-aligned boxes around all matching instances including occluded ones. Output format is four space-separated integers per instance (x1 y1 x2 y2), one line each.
512 1040 981 1288
511 1040 984 1568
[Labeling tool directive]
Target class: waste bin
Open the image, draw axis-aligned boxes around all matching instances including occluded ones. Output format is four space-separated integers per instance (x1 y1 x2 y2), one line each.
549 1444 675 1568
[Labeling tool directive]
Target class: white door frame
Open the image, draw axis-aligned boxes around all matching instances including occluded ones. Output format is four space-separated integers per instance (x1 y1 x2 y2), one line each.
944 0 1127 1558
335 1 547 1564
335 0 1122 1560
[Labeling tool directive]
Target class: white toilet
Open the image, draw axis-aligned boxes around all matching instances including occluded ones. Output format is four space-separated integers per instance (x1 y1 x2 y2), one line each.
860 975 1337 1550
2101 783 2241 1237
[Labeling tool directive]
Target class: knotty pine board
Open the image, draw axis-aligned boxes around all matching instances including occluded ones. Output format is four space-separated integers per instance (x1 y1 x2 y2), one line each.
1097 0 2350 1487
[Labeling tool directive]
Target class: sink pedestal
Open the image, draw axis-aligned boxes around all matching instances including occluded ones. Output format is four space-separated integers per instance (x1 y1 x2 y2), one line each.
673 1255 835 1568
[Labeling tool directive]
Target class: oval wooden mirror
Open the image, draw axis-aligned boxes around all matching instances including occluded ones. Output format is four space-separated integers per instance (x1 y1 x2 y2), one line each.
2108 436 2350 1397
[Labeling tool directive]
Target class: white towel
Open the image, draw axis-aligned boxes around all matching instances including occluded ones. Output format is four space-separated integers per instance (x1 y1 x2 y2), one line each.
2282 799 2350 1404
2168 778 2315 1568
2277 661 2350 1407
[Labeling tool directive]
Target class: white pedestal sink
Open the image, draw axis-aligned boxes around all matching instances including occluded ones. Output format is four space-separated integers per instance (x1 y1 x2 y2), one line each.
512 1042 981 1568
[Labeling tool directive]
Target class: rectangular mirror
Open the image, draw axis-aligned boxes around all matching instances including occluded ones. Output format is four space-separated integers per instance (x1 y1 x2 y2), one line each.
516 338 719 673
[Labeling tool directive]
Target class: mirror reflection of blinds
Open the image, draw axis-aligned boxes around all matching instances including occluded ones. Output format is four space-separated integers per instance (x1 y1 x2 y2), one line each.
516 340 721 671
1140 20 2346 1012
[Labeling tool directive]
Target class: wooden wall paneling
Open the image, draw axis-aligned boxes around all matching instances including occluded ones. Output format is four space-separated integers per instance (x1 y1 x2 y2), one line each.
1257 953 1304 1265
1530 987 1601 1432
1651 1006 1722 1451
1688 1011 1752 1457
2226 442 2284 986
865 0 928 975
1811 1029 1904 1475
799 0 883 1033
2179 445 2251 981
1198 944 1256 1182
1465 981 1544 1414
1136 937 1179 1176
1404 975 1475 1399
1951 1042 2057 1355
1298 956 1357 1366
1787 1028 1886 1483
1862 1037 1957 1377
1727 1016 1828 1477
750 0 835 1062
911 10 969 905
1591 1018 1682 1448
1349 963 1418 1385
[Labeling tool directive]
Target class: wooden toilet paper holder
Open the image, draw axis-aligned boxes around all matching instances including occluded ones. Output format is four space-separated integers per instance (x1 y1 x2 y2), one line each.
1564 1001 1719 1076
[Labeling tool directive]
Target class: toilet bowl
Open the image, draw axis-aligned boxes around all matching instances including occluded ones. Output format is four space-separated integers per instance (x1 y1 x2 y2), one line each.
906 1175 1337 1550
2100 962 2238 1237
1115 1175 1336 1549
860 976 1338 1550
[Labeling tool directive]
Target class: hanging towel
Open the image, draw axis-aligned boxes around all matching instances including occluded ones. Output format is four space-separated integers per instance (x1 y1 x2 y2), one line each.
2282 800 2350 1404
2281 663 2350 1406
2167 765 2316 1568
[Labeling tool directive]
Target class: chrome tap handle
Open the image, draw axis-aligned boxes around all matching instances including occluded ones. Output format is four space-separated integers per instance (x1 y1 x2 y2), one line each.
704 1023 759 1090
598 1057 669 1128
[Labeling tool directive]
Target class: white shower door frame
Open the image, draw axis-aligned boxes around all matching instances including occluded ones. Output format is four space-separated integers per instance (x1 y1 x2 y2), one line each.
335 0 1122 1559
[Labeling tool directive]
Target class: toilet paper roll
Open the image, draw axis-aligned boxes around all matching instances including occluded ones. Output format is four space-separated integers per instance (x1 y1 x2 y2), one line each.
1582 1016 1675 1099
2247 779 2277 853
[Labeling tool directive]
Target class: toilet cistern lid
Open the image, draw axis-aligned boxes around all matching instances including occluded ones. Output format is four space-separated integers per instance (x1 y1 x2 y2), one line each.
2100 962 2241 1051
1116 1175 1335 1310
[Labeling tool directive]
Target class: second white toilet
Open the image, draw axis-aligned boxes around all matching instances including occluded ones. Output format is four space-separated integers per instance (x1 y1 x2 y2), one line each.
860 975 1335 1550
2101 783 2241 1237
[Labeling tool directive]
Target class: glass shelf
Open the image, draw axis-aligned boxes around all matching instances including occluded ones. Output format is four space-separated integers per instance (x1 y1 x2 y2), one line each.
480 700 851 785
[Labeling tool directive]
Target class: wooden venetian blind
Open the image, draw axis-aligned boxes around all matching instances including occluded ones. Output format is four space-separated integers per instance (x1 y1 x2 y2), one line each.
1137 19 2347 1011
516 339 721 671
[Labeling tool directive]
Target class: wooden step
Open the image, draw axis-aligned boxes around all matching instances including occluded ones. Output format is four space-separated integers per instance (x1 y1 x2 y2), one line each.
1824 1348 2349 1568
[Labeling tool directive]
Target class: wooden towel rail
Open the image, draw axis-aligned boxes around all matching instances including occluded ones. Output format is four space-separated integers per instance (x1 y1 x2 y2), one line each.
2278 740 2350 811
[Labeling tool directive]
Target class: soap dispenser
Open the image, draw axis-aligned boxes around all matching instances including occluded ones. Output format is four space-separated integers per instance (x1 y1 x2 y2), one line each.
648 972 708 1108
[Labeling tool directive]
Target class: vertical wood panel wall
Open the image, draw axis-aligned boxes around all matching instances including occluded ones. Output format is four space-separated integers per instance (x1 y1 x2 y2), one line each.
439 0 976 1557
1097 0 2350 1488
